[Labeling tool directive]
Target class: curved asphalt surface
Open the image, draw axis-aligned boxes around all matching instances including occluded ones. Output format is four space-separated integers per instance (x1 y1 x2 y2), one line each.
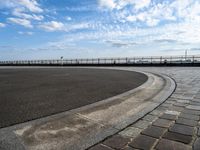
0 68 147 128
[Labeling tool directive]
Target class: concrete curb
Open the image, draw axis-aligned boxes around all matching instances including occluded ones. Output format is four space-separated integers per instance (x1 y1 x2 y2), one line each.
0 68 176 150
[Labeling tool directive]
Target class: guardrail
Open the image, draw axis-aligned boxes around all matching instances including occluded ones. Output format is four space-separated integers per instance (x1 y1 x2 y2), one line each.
0 55 200 66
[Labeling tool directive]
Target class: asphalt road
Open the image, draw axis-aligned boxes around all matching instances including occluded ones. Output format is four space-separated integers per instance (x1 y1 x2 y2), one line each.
0 67 147 128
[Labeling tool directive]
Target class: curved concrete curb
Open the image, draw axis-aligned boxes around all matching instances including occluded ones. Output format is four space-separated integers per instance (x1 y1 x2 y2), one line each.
0 68 176 150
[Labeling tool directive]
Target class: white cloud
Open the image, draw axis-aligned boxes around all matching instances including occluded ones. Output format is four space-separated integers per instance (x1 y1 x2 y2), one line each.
0 0 43 13
0 0 44 28
18 31 33 35
99 0 151 10
12 8 44 20
169 1 197 24
99 0 200 27
38 21 65 31
126 15 136 22
7 17 33 28
146 18 159 26
65 16 72 21
106 39 137 47
68 23 90 31
98 0 116 10
17 0 43 13
0 23 6 27
132 0 151 10
38 21 90 32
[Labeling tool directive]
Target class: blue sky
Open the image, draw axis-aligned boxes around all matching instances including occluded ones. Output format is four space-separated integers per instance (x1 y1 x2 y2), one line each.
0 0 200 60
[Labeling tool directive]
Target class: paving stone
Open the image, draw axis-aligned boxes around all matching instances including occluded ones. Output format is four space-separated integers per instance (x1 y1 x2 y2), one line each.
189 101 200 106
193 138 200 150
186 105 200 110
169 124 194 136
167 106 184 112
129 134 157 150
171 95 183 99
182 109 200 115
176 118 197 127
103 135 130 149
89 144 114 150
161 103 172 107
143 114 158 122
182 96 194 100
179 113 199 121
121 146 138 150
119 127 142 138
156 106 168 111
165 100 176 104
153 118 174 128
159 114 177 120
191 99 200 103
198 128 200 136
132 120 151 129
156 139 192 150
164 110 180 115
141 125 166 138
150 110 163 116
163 131 193 144
176 100 190 104
174 103 188 107
183 94 194 97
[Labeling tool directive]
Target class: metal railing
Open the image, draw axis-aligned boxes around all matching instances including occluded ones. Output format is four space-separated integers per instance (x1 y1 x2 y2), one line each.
0 55 200 66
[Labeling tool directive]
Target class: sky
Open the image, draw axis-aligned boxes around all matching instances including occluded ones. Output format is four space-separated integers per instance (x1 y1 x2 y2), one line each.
0 0 200 60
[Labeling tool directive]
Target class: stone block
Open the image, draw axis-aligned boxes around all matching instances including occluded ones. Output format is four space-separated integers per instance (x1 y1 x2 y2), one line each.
176 118 197 127
119 127 142 138
89 144 114 150
169 124 194 136
103 135 130 149
163 131 192 144
156 139 191 150
129 134 157 150
141 125 166 138
153 118 173 128
159 114 177 120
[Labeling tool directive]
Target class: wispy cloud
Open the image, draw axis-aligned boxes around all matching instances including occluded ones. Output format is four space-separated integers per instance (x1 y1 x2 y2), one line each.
163 47 200 52
153 39 178 44
98 0 151 10
0 23 6 27
98 0 116 10
0 0 43 13
7 17 33 28
12 8 44 20
38 21 90 32
19 0 43 13
0 0 44 28
98 0 200 27
38 21 64 32
18 31 33 35
190 48 200 51
106 40 138 48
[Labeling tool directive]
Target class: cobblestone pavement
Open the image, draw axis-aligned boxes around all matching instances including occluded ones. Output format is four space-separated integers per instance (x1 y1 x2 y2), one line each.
89 67 200 150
